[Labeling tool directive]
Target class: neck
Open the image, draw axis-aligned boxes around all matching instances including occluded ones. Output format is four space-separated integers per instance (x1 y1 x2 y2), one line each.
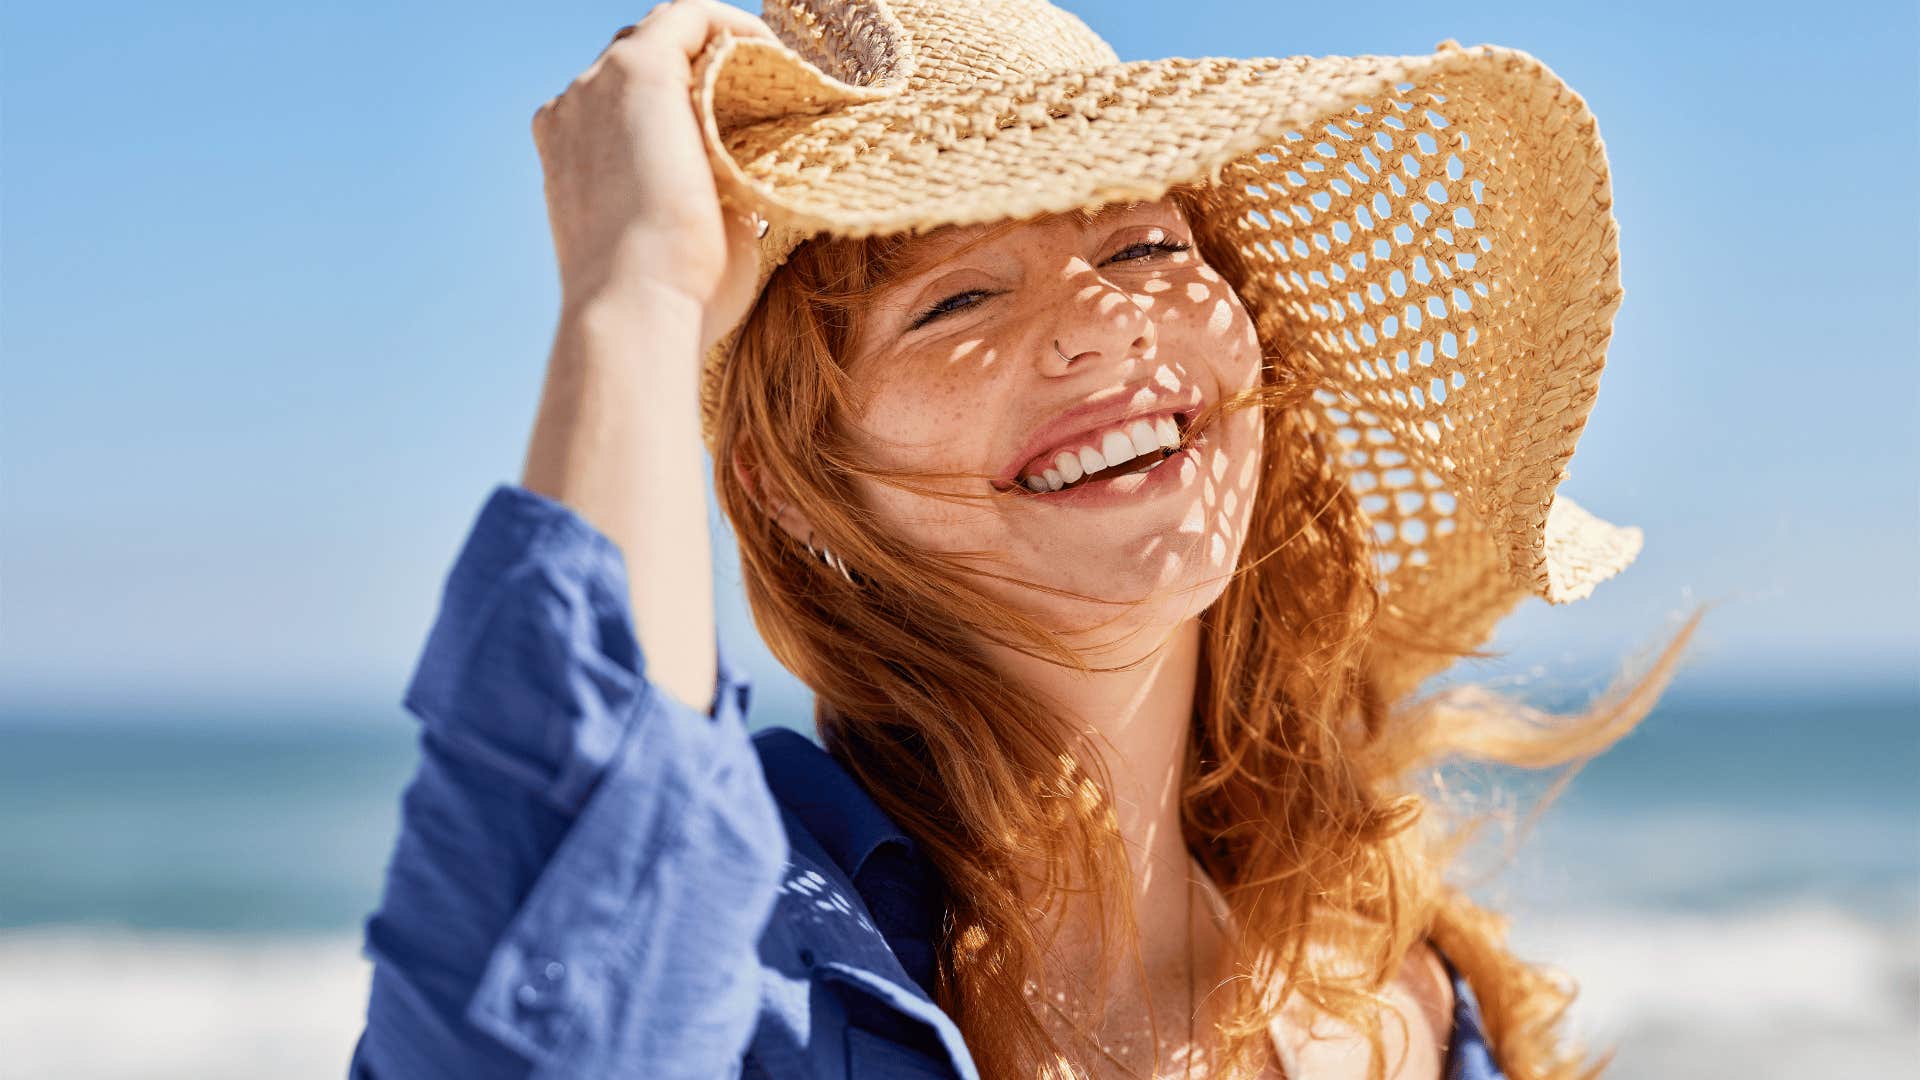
987 615 1205 974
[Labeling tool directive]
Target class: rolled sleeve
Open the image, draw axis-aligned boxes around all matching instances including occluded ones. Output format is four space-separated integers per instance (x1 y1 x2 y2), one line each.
352 484 787 1080
398 484 646 815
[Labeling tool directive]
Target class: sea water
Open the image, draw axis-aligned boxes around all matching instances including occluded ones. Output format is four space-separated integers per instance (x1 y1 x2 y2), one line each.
1 684 1914 1078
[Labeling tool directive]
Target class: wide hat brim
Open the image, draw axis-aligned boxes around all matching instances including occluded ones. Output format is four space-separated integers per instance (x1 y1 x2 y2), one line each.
693 5 1641 705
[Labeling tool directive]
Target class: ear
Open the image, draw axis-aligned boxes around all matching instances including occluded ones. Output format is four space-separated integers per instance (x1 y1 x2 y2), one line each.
730 436 818 550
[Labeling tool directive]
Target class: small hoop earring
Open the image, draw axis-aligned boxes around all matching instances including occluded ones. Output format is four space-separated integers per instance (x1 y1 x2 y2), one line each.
804 532 858 586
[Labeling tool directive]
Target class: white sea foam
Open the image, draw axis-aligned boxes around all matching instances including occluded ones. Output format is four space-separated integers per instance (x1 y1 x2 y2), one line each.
1509 900 1920 1078
2 901 1915 1079
0 925 372 1080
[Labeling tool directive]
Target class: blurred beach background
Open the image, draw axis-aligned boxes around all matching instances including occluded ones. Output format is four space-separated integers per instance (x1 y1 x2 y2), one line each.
2 1 1914 1077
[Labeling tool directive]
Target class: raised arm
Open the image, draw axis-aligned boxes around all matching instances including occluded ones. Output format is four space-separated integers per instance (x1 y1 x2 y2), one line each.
351 5 789 1077
519 0 776 714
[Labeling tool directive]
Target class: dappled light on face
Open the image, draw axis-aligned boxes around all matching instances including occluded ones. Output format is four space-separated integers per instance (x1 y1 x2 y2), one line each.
809 194 1270 657
949 337 990 363
1203 418 1258 576
937 338 1003 385
1207 297 1237 334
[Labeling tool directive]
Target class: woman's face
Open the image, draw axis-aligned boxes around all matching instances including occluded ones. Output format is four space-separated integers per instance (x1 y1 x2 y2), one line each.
839 196 1266 651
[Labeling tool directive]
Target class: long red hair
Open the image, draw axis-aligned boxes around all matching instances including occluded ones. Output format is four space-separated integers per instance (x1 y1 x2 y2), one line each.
712 188 1704 1079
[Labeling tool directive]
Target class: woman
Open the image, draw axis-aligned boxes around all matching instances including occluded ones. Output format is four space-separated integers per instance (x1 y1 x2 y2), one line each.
351 2 1702 1078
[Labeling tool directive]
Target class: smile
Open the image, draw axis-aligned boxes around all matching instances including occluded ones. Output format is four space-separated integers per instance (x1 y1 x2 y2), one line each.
1006 410 1194 494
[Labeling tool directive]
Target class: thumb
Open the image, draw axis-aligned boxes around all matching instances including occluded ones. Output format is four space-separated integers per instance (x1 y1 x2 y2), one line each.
698 201 765 355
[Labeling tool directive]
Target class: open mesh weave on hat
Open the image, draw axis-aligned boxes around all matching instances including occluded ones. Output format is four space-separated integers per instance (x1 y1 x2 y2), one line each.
690 0 1642 703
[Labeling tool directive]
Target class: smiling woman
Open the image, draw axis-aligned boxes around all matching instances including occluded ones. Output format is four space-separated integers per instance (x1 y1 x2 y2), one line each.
351 1 1706 1079
707 174 1702 1079
733 195 1270 642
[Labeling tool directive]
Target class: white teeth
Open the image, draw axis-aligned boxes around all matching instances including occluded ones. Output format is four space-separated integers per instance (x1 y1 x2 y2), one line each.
1127 419 1159 457
1154 415 1180 449
1020 413 1187 494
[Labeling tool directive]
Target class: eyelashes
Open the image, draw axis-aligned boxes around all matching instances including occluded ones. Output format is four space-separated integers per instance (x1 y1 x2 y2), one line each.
1111 238 1192 262
906 238 1194 331
909 288 996 330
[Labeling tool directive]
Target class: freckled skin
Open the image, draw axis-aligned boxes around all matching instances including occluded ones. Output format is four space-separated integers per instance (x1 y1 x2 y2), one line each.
832 197 1266 655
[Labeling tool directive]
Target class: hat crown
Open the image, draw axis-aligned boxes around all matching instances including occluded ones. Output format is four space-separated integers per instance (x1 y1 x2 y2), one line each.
761 0 1119 92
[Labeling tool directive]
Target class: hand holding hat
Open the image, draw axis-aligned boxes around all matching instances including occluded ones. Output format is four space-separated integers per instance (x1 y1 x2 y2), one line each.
530 0 779 354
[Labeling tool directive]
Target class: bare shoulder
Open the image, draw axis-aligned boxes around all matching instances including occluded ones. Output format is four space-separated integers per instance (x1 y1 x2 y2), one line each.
1390 933 1459 1076
1274 938 1458 1080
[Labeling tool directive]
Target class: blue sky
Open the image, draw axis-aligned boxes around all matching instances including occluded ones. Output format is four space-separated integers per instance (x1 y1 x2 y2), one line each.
2 1 1914 723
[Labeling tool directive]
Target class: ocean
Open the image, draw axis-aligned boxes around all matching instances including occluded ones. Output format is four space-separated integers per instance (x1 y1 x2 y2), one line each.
2 683 1914 1078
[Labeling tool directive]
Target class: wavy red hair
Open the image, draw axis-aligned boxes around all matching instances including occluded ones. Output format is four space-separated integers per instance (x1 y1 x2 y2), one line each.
712 187 1705 1079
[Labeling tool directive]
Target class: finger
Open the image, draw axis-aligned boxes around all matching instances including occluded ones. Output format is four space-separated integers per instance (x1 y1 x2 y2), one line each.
670 0 781 42
720 200 760 257
631 0 779 62
594 22 641 61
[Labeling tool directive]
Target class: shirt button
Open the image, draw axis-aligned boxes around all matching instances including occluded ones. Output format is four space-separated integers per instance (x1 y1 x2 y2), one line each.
516 956 568 1009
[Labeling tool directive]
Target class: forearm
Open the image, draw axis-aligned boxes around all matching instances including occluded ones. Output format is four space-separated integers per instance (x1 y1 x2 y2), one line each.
520 290 716 713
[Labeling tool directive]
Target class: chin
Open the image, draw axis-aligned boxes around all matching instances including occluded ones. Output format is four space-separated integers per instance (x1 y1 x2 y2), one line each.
1014 539 1241 645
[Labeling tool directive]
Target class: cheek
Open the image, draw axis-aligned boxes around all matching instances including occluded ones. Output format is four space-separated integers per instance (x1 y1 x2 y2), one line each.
854 348 999 467
1156 267 1262 387
841 350 1012 541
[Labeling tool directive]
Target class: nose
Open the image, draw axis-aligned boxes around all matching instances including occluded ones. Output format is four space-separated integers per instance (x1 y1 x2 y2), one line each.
1036 271 1156 377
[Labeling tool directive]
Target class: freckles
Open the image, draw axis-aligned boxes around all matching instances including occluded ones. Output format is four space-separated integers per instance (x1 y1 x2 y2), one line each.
923 342 999 399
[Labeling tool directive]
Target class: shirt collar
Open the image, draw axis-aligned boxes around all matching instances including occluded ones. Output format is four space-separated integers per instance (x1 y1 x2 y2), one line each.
752 727 918 882
752 727 946 994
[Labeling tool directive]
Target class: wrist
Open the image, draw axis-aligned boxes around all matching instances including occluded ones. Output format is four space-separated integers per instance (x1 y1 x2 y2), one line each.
560 277 707 343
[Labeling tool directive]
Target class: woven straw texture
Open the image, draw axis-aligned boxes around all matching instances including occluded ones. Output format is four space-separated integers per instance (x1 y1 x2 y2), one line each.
691 0 1642 704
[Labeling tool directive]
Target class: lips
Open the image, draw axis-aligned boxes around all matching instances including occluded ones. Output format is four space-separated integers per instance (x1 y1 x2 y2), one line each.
1014 411 1191 493
995 388 1205 492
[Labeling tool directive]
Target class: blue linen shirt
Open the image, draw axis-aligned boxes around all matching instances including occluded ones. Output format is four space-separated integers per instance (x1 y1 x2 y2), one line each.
348 483 1506 1079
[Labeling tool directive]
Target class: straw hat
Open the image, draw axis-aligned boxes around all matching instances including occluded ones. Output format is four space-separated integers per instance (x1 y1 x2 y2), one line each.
692 0 1642 704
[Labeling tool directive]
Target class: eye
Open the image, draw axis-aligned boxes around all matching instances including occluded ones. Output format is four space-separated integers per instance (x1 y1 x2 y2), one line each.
908 288 997 330
1106 237 1193 264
